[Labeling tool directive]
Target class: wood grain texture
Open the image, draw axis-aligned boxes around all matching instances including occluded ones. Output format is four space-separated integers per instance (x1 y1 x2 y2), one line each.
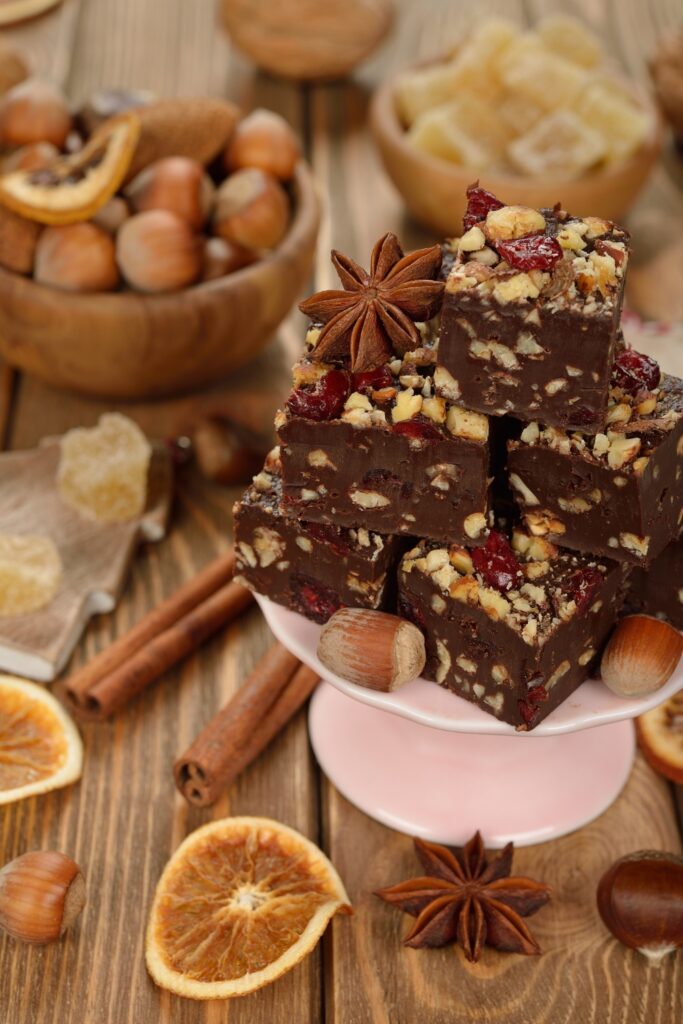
0 2 681 1023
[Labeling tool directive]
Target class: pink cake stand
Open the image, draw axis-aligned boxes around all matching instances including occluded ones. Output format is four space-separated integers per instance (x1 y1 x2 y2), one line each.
256 596 682 847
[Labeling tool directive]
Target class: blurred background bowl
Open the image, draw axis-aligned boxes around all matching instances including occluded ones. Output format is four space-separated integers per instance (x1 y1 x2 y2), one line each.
370 68 664 237
0 161 319 400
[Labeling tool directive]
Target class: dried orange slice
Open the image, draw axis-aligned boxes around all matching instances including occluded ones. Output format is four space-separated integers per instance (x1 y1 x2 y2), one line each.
0 112 139 225
0 675 83 805
636 689 683 784
146 816 351 999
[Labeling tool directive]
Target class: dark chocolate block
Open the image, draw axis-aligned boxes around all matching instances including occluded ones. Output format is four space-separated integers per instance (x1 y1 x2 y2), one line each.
398 528 628 730
507 371 683 566
436 203 629 432
276 350 491 546
233 449 404 623
628 534 683 629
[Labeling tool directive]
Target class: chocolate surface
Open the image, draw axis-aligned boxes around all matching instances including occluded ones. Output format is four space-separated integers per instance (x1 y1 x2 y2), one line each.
628 534 683 629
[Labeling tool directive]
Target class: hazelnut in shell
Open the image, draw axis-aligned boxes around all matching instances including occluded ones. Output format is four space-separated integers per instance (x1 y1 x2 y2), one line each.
91 195 130 235
0 78 72 149
1 140 58 174
213 167 289 250
125 156 215 230
224 108 300 181
117 209 203 293
35 222 119 293
201 236 256 281
317 608 426 691
600 615 683 698
0 851 85 944
597 850 683 964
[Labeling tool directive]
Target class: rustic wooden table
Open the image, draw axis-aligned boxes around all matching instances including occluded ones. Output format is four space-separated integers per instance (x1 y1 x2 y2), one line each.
1 2 682 1022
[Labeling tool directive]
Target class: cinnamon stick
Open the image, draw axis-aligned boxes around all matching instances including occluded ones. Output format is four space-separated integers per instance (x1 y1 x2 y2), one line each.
174 645 318 806
66 548 237 710
66 579 253 719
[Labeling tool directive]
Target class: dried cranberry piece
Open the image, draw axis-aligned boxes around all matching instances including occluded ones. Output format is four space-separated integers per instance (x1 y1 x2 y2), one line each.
362 467 401 487
352 366 394 394
304 522 350 556
495 234 563 271
291 575 340 623
568 405 598 428
463 183 504 231
392 418 442 441
611 349 660 396
398 593 427 631
518 684 548 729
471 530 523 593
566 567 603 615
286 369 350 421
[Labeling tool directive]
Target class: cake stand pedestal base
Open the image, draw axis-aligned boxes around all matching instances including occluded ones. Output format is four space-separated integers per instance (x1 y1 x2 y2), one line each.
309 681 635 847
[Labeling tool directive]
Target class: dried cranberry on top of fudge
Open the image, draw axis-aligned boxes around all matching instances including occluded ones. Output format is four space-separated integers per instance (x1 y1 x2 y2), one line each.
276 350 492 545
435 184 630 433
276 232 492 546
627 533 683 630
398 526 628 731
507 352 683 565
233 448 404 623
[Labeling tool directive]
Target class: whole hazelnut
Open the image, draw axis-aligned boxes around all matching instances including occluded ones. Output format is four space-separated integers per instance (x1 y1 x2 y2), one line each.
91 196 130 235
224 108 300 181
2 140 59 173
213 168 289 250
0 851 85 944
125 156 214 229
35 223 119 293
0 78 72 149
116 209 203 293
201 236 256 281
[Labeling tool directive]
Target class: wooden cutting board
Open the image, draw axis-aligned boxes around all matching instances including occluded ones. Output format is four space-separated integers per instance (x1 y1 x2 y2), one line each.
0 439 172 681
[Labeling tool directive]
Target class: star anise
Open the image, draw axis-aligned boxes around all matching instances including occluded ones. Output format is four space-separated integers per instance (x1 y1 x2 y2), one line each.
375 831 551 962
299 233 444 372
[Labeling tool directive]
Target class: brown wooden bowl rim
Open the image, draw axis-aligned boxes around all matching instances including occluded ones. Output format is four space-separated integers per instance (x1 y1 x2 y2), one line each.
0 160 319 308
370 56 664 191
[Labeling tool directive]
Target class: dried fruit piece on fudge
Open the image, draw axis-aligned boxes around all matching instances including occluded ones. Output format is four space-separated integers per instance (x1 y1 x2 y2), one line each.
232 448 404 624
507 361 683 566
398 527 628 730
436 185 630 432
627 533 683 630
277 349 491 546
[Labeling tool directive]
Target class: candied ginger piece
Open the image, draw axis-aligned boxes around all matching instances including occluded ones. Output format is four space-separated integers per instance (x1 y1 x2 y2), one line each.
0 534 62 616
409 94 511 166
574 82 650 162
499 43 589 112
508 110 607 178
538 14 603 69
58 412 152 523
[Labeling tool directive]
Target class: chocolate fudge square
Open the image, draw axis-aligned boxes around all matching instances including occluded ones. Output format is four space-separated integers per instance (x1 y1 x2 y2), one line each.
435 187 629 433
398 528 628 730
628 534 683 630
507 363 683 566
233 449 404 623
276 350 491 546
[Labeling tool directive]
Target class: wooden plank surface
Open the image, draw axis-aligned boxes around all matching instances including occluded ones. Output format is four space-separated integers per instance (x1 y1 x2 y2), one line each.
0 2 681 1023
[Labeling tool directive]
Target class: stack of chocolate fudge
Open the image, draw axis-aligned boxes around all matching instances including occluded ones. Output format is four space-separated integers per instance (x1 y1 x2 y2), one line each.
234 185 683 730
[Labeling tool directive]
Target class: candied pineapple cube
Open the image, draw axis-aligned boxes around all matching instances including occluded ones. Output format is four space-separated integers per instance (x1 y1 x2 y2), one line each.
0 534 62 615
538 14 602 69
409 94 511 167
508 110 607 178
499 44 589 112
58 412 152 523
498 93 545 135
574 82 650 162
396 64 466 127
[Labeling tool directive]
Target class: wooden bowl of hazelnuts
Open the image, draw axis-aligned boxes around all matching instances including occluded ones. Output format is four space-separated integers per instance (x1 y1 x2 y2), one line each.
0 80 320 399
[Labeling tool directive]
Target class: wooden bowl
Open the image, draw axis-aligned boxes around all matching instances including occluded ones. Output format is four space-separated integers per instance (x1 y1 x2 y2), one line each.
370 68 664 237
0 162 320 399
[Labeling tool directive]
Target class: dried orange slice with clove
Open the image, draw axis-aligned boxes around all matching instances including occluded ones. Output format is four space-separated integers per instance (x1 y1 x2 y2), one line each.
146 816 351 999
636 688 683 783
0 112 139 225
0 675 83 805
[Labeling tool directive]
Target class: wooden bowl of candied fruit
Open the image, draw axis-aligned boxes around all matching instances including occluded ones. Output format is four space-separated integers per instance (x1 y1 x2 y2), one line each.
370 19 663 236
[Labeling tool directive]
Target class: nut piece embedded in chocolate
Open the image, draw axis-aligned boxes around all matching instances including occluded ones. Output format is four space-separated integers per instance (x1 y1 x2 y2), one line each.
398 525 628 729
507 364 683 566
436 185 630 433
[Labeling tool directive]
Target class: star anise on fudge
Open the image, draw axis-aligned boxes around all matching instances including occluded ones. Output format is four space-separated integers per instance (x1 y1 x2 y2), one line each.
299 232 444 372
375 831 551 962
